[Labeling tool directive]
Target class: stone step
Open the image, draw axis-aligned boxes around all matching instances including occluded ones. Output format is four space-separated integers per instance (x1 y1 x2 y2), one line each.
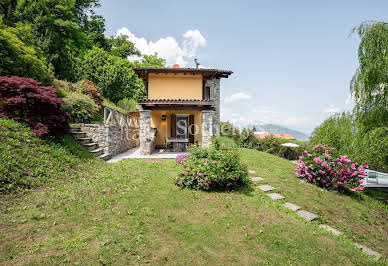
284 202 301 211
71 131 87 139
296 210 318 221
77 137 93 145
83 142 99 151
69 127 81 133
267 193 285 200
98 153 112 161
90 148 104 157
258 185 276 192
318 224 342 236
352 243 382 261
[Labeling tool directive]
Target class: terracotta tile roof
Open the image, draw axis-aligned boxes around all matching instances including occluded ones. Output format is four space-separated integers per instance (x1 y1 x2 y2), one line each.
254 133 272 139
139 99 214 106
254 132 296 140
279 133 296 140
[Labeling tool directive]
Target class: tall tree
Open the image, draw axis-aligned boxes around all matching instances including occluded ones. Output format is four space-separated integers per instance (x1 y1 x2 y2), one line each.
0 0 105 81
351 21 388 132
134 54 166 68
108 35 141 59
0 18 53 83
76 47 145 103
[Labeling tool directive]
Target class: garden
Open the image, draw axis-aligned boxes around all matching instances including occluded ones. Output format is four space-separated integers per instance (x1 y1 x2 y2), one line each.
0 0 387 264
1 136 387 264
174 146 250 191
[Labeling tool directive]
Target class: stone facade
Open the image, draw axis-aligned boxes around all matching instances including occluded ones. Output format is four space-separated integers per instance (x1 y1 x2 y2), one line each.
202 110 214 147
80 124 139 156
139 110 156 155
205 78 220 136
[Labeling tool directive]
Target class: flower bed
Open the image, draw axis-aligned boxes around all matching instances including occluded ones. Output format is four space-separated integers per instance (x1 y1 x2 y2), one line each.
174 147 249 191
295 144 367 191
175 153 189 164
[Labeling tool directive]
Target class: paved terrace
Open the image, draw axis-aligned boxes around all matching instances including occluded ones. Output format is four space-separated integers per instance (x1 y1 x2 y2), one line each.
107 147 180 163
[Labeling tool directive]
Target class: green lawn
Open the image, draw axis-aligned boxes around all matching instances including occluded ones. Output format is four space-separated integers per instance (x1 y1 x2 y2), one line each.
240 149 387 257
0 149 386 265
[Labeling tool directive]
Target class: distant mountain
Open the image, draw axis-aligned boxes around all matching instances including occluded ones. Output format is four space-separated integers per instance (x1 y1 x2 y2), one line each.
246 124 310 141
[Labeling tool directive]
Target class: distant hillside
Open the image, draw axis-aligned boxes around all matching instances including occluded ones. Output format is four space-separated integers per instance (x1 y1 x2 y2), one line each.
247 124 310 141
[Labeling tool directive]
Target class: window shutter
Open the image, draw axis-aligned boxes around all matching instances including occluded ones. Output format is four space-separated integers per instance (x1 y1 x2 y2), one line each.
189 115 194 144
202 80 206 100
171 114 176 137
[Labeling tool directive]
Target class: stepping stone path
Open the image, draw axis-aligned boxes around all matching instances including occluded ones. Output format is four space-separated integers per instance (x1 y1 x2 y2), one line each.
352 243 382 261
251 169 382 261
258 185 275 192
318 224 342 236
267 193 285 200
296 210 318 221
284 202 301 211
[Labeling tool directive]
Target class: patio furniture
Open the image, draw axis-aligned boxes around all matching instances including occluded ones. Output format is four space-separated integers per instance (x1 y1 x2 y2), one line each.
167 137 189 152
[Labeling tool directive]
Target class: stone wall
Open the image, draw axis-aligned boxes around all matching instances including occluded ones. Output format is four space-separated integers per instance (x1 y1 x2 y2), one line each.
80 124 139 156
139 110 156 155
202 110 214 147
206 78 220 136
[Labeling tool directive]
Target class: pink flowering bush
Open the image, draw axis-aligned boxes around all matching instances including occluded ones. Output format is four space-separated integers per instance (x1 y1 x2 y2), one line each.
175 153 189 164
174 147 249 190
295 144 368 191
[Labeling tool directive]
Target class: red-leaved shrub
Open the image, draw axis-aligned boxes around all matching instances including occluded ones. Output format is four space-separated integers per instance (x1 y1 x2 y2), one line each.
0 76 70 139
80 80 103 107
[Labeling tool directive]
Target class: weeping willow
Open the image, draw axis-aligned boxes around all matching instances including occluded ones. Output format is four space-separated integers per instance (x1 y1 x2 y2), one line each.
351 21 388 132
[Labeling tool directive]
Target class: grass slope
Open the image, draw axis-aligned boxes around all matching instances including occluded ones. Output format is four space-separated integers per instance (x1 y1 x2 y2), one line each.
0 146 386 264
240 148 387 260
0 118 95 192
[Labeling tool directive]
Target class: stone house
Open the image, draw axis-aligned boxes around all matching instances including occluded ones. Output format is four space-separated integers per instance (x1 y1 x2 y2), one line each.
134 65 232 155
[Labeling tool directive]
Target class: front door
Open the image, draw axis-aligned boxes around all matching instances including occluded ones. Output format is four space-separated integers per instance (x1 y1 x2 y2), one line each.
176 116 188 139
171 114 195 144
176 115 189 139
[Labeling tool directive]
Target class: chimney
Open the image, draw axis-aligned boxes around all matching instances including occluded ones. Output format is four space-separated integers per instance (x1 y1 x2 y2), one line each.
194 58 200 68
172 64 180 69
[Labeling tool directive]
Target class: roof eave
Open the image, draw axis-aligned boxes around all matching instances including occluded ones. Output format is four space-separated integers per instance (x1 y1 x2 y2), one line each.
133 68 233 79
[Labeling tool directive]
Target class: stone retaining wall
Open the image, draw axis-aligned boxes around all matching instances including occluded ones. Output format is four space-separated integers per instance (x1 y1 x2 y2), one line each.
80 124 139 156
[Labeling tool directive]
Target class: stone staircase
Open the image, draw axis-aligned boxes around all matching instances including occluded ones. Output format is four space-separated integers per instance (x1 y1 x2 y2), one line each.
70 126 112 161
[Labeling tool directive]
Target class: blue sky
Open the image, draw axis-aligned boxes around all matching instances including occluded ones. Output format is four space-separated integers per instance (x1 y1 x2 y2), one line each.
99 0 387 134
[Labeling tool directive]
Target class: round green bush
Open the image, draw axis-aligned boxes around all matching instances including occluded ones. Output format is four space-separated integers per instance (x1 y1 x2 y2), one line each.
117 97 138 112
174 147 250 190
63 92 98 123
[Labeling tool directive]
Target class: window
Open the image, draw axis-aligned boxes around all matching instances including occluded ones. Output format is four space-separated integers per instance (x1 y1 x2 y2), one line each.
205 87 211 100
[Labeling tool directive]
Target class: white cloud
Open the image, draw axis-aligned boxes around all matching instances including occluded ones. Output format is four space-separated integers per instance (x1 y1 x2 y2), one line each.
323 104 341 114
182 30 207 58
116 28 206 66
224 92 252 103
